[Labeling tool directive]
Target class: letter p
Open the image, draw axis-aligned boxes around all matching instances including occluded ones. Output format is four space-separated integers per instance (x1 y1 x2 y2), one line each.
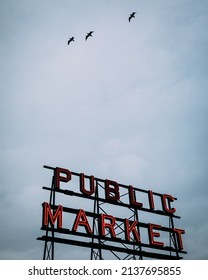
55 167 71 189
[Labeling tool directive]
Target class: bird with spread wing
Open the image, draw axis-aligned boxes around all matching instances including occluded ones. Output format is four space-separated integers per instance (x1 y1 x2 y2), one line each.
67 36 74 45
129 12 136 22
85 31 94 41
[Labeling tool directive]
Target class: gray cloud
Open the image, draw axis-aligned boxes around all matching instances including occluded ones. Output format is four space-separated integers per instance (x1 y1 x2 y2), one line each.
0 0 208 259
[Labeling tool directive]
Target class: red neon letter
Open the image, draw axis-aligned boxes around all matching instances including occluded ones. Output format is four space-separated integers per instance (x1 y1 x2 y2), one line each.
100 214 116 238
162 194 176 214
105 180 120 201
72 209 92 234
125 219 140 243
148 223 164 247
80 173 95 196
129 185 143 208
148 190 155 210
42 202 63 228
55 167 71 189
173 228 185 250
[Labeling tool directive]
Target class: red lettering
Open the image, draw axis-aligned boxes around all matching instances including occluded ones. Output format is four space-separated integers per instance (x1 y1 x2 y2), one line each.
148 223 164 247
125 219 140 243
173 228 185 250
148 190 155 210
162 194 176 214
72 209 92 234
105 180 120 201
100 214 116 238
129 185 143 208
55 167 71 189
42 202 63 228
80 173 95 195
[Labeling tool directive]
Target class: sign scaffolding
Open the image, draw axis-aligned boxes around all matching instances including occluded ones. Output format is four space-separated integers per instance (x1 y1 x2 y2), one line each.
37 165 186 260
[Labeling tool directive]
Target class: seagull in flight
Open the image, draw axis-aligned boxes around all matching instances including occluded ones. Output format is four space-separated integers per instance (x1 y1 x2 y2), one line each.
85 31 94 41
68 36 74 45
129 12 136 22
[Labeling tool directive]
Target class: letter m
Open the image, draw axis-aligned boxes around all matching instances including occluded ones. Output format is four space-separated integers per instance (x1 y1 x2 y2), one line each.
42 202 63 229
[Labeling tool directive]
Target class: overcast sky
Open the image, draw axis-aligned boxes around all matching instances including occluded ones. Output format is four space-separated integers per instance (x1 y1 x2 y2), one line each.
0 0 208 260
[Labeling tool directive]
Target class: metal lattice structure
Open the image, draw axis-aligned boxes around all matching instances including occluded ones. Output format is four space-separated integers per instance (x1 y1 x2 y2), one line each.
90 180 143 260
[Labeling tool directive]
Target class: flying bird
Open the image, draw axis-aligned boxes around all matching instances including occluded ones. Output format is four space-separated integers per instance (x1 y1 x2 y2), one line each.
129 12 136 22
85 31 94 41
68 36 74 45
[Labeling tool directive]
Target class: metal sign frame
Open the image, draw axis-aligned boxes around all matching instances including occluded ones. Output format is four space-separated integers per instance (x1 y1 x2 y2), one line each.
37 165 186 260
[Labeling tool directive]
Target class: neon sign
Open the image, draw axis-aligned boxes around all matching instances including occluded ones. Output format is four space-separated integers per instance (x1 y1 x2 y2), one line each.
38 165 186 260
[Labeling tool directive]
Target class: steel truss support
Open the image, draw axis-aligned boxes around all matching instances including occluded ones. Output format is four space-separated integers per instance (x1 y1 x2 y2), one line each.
90 180 103 259
168 200 180 259
42 168 56 260
90 182 143 260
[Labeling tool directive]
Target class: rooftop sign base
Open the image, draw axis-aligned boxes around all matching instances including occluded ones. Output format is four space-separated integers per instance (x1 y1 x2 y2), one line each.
37 165 187 260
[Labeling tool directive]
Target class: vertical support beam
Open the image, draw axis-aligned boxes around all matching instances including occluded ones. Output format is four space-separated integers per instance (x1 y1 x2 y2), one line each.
168 200 179 259
133 208 143 260
43 172 56 260
91 180 102 259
